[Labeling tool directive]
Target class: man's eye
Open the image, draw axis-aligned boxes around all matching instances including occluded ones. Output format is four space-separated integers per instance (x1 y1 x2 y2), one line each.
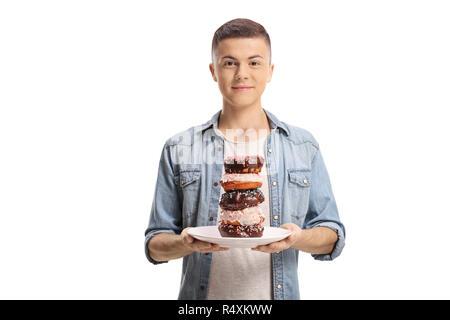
224 61 235 66
250 61 260 66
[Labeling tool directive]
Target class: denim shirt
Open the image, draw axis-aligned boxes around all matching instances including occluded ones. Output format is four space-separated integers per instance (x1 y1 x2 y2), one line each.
144 108 345 300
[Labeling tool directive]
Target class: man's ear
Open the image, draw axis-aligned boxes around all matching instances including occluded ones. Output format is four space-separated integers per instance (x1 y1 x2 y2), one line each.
209 63 217 82
266 64 274 83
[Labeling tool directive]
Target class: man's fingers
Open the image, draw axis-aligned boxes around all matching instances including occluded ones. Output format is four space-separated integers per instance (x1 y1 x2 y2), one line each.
252 242 286 253
181 228 229 252
182 232 229 252
199 243 230 253
192 240 219 251
212 244 230 251
182 233 194 245
277 239 290 248
183 231 213 248
181 228 194 244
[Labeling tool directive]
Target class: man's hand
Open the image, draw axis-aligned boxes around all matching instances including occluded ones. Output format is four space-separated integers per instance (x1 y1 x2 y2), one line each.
251 223 301 254
181 227 229 254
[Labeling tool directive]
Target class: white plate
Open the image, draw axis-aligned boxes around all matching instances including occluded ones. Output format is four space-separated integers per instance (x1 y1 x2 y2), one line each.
187 226 292 248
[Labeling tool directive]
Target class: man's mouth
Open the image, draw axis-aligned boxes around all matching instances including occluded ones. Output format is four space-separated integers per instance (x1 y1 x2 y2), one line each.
232 86 254 91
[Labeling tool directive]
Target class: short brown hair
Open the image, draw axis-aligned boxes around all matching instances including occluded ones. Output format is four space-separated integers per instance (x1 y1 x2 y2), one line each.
211 18 272 65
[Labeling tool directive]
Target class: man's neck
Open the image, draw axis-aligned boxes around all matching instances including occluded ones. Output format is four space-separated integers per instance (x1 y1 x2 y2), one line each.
217 104 271 142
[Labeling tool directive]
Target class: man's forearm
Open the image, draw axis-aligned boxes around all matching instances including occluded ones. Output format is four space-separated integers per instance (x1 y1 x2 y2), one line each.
148 233 193 262
292 226 338 254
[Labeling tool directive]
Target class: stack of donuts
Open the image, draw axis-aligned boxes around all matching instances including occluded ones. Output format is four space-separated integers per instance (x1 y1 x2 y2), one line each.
218 155 265 238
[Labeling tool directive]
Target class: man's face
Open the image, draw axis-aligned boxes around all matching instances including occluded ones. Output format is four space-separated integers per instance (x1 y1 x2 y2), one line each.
209 37 274 109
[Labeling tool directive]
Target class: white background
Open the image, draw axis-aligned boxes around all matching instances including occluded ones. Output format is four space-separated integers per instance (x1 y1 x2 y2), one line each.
1 0 449 299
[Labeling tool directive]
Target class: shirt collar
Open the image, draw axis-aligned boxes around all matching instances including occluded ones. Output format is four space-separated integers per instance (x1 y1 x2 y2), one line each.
200 108 290 137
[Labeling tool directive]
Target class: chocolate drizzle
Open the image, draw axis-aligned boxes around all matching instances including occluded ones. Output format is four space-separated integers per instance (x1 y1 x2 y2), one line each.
218 221 264 238
219 189 264 211
224 155 264 173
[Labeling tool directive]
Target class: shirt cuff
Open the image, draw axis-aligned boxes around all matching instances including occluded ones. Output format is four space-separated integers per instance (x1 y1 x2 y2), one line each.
310 222 345 261
144 229 177 265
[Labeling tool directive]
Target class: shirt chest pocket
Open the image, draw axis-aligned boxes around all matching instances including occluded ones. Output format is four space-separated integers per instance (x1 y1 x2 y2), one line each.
286 169 312 226
175 167 201 228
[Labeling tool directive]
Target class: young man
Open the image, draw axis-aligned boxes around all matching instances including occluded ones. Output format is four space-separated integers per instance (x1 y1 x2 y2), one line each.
145 18 345 300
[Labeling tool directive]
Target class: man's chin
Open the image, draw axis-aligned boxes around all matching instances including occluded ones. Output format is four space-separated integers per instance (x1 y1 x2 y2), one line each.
224 98 260 109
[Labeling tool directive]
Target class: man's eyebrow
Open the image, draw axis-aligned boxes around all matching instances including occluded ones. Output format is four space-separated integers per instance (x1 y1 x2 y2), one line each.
220 55 264 60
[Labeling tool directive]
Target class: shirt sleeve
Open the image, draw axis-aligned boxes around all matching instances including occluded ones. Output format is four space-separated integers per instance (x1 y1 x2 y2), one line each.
144 142 183 265
302 147 346 261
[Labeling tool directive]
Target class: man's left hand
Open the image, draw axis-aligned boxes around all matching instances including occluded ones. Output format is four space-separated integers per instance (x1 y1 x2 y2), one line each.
251 223 301 254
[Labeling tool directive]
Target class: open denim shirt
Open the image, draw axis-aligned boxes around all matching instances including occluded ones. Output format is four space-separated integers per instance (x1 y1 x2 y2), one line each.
144 108 345 300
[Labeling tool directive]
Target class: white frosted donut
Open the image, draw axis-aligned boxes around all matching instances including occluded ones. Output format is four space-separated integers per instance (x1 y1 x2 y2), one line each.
219 206 264 226
220 173 263 184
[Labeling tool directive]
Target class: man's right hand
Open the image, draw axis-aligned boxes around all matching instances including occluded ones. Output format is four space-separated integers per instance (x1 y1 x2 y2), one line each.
181 228 229 254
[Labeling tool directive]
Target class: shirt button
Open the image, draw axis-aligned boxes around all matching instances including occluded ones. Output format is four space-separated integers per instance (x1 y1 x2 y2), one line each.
213 182 218 187
268 148 272 153
217 147 222 152
200 285 205 290
273 215 278 220
272 181 277 186
277 284 282 289
209 217 214 221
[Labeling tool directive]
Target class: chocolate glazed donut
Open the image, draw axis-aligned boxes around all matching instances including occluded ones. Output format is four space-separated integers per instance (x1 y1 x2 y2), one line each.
219 189 264 211
224 155 264 174
219 221 264 238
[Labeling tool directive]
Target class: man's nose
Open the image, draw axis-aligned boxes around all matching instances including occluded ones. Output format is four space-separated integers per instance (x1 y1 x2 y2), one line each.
235 64 250 80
